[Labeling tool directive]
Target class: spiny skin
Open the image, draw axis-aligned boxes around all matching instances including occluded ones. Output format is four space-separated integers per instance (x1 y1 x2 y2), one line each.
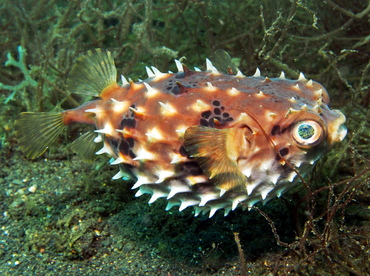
16 50 347 217
65 67 346 216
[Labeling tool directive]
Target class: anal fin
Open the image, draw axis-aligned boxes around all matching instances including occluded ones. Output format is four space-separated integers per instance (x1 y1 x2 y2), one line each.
70 131 102 162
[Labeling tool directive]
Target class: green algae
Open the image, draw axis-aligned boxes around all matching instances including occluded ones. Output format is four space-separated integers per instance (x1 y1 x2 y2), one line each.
1 46 38 105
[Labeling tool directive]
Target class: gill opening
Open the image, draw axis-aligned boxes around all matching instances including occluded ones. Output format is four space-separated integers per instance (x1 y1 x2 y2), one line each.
233 108 310 192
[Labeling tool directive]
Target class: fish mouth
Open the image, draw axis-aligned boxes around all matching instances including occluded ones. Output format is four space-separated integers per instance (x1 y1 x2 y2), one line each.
328 109 347 144
337 124 347 142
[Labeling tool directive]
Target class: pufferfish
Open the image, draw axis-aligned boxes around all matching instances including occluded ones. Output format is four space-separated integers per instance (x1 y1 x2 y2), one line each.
15 49 347 217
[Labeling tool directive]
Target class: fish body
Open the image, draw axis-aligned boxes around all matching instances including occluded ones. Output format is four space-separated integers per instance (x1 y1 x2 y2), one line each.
15 49 347 217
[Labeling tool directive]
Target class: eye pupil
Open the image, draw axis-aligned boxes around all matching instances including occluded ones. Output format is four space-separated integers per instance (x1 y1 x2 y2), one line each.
292 120 324 147
298 124 315 139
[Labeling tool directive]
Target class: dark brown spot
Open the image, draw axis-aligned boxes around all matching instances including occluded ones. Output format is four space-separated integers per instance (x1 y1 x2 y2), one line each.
179 145 188 157
271 125 280 136
126 137 135 147
119 139 130 155
201 110 212 118
182 161 203 176
279 147 289 156
120 117 136 129
212 100 221 106
190 167 203 176
276 147 290 161
275 154 282 162
200 118 209 126
214 108 221 115
129 149 136 159
116 137 136 158
171 85 180 94
109 138 119 154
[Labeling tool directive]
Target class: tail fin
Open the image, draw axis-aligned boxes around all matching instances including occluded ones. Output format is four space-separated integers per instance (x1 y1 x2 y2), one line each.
15 49 117 159
15 112 65 159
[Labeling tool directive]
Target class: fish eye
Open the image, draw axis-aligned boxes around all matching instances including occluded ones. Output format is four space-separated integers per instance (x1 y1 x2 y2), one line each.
292 120 323 146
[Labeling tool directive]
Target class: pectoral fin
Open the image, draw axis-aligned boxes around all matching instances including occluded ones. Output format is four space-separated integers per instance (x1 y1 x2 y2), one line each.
184 126 246 190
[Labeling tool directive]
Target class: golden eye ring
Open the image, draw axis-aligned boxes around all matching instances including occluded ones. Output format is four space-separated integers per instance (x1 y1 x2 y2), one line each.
292 120 323 146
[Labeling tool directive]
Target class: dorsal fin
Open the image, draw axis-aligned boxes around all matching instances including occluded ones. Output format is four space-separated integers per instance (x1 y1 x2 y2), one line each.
66 49 117 97
209 49 239 75
184 126 247 191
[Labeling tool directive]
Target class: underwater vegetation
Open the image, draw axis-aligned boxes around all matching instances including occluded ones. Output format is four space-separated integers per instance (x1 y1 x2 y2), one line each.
0 0 369 275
